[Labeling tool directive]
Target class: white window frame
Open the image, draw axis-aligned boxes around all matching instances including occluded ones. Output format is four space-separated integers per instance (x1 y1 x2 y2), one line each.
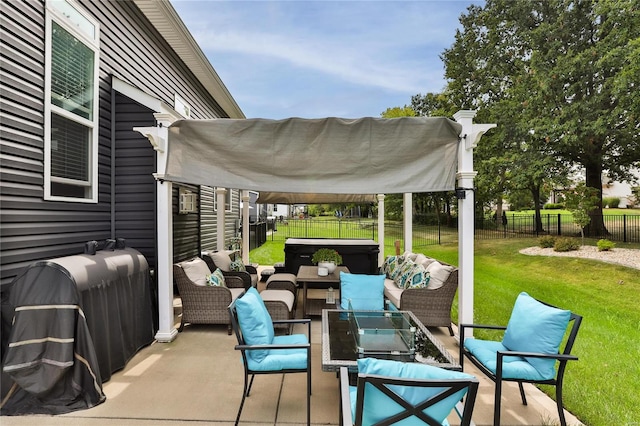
44 0 100 202
213 187 233 212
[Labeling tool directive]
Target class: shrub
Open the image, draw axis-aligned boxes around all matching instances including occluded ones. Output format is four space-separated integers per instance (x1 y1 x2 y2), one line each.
554 237 580 252
543 203 564 209
538 235 556 248
602 197 620 208
597 239 616 251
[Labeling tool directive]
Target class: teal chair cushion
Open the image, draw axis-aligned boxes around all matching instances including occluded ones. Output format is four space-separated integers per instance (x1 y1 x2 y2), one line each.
340 272 385 310
235 287 274 363
502 292 570 379
463 339 548 381
350 358 474 425
246 334 309 371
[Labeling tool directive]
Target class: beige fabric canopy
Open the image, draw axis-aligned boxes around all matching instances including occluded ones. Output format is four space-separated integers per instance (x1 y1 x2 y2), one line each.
165 117 462 194
256 192 377 204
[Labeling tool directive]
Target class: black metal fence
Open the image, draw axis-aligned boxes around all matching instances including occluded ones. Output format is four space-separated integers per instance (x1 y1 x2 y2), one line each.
473 213 640 243
266 214 640 246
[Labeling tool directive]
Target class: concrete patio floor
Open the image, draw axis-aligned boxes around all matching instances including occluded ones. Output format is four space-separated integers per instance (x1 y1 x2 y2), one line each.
1 274 584 426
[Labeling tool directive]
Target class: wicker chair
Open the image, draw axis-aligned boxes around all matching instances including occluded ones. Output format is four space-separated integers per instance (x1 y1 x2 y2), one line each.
173 261 247 334
396 267 458 336
201 252 258 288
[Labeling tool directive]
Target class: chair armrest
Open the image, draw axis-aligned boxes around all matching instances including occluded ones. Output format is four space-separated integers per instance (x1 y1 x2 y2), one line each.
460 323 508 331
339 367 353 426
235 342 310 351
497 350 579 362
272 317 312 339
221 271 251 289
245 264 258 274
460 323 507 344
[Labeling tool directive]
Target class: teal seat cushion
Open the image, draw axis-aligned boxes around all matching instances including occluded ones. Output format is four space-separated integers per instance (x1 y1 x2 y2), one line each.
235 287 274 363
246 334 309 371
463 339 548 381
502 292 570 379
340 272 385 310
350 358 474 425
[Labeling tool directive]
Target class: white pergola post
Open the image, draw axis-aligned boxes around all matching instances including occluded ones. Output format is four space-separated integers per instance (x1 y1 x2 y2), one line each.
377 194 385 266
134 112 180 343
242 190 250 263
454 110 496 335
216 188 227 251
403 193 412 253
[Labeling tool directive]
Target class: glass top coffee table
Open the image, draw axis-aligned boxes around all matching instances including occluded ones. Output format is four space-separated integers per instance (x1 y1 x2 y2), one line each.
321 309 460 372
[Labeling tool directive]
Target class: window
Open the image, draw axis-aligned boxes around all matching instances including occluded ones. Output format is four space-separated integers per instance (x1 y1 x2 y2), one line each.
45 0 99 202
213 188 232 212
179 188 197 214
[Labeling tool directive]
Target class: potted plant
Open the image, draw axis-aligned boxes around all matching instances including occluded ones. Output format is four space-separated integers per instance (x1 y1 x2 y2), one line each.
311 248 342 273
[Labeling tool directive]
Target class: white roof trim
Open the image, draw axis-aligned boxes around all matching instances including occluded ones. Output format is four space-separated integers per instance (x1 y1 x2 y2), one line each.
132 0 245 119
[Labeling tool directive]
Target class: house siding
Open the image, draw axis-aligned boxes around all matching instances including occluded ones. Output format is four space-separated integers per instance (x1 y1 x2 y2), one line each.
0 0 241 286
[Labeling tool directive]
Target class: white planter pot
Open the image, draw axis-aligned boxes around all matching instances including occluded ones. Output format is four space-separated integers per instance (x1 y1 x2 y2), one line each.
318 261 336 274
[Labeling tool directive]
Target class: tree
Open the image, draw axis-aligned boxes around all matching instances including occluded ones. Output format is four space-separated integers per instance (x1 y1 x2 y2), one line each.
442 0 640 236
564 182 600 242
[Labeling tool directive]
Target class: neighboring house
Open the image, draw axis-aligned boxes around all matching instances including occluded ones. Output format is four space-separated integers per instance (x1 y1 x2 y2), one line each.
0 0 245 288
602 169 640 208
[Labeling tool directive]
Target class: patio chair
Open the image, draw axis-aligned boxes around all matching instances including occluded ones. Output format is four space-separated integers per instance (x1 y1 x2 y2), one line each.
459 292 582 426
339 358 479 426
173 258 247 334
202 250 258 288
229 287 312 425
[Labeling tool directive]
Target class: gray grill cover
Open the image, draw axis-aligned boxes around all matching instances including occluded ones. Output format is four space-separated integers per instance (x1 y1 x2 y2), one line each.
1 248 154 415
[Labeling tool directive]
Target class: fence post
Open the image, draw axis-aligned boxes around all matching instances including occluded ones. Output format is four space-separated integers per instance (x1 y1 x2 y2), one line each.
623 214 627 243
557 214 562 236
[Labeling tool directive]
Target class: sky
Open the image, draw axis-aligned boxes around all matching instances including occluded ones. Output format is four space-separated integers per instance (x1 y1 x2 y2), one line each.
170 0 483 119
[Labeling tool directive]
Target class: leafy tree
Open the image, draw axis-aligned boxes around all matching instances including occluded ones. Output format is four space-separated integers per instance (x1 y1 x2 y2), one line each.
442 0 640 236
380 106 416 118
564 182 600 242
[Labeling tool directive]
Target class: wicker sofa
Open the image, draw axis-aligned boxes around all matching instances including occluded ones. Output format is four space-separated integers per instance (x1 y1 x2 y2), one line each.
381 252 458 336
173 257 248 334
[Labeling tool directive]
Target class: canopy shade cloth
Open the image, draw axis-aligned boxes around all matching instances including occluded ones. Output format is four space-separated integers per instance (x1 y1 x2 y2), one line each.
256 192 377 204
166 117 462 194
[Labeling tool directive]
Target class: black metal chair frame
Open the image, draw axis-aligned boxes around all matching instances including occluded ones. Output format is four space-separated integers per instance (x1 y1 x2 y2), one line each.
459 301 582 426
339 366 479 426
229 296 312 426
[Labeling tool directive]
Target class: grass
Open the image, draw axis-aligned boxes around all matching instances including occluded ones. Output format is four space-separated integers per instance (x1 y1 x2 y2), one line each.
250 238 640 425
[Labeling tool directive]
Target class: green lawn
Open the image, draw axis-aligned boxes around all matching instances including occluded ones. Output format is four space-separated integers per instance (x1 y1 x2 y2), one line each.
250 238 640 425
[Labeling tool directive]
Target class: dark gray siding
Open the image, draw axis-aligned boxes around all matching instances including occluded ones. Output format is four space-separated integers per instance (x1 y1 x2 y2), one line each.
200 187 241 254
113 93 156 268
173 184 200 263
0 0 239 286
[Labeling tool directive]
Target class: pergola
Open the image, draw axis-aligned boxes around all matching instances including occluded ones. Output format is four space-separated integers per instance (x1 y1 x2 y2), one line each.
136 111 495 342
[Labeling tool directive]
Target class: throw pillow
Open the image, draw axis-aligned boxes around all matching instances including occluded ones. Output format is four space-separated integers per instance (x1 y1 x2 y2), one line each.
206 268 226 287
340 272 385 310
235 287 275 363
502 292 571 379
209 251 232 272
425 261 454 290
403 264 430 289
180 258 211 286
413 253 435 269
355 358 475 425
382 256 404 280
393 258 417 289
230 258 246 272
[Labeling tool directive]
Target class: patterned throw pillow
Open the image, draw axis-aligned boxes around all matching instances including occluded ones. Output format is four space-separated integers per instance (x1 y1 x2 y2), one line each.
394 258 418 288
206 268 226 287
404 264 430 289
383 256 405 280
230 258 246 272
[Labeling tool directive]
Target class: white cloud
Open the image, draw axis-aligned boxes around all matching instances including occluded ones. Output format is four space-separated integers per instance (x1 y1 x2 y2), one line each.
171 0 483 118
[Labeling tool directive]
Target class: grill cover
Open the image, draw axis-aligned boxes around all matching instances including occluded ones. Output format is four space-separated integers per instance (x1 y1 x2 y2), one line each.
1 248 154 415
